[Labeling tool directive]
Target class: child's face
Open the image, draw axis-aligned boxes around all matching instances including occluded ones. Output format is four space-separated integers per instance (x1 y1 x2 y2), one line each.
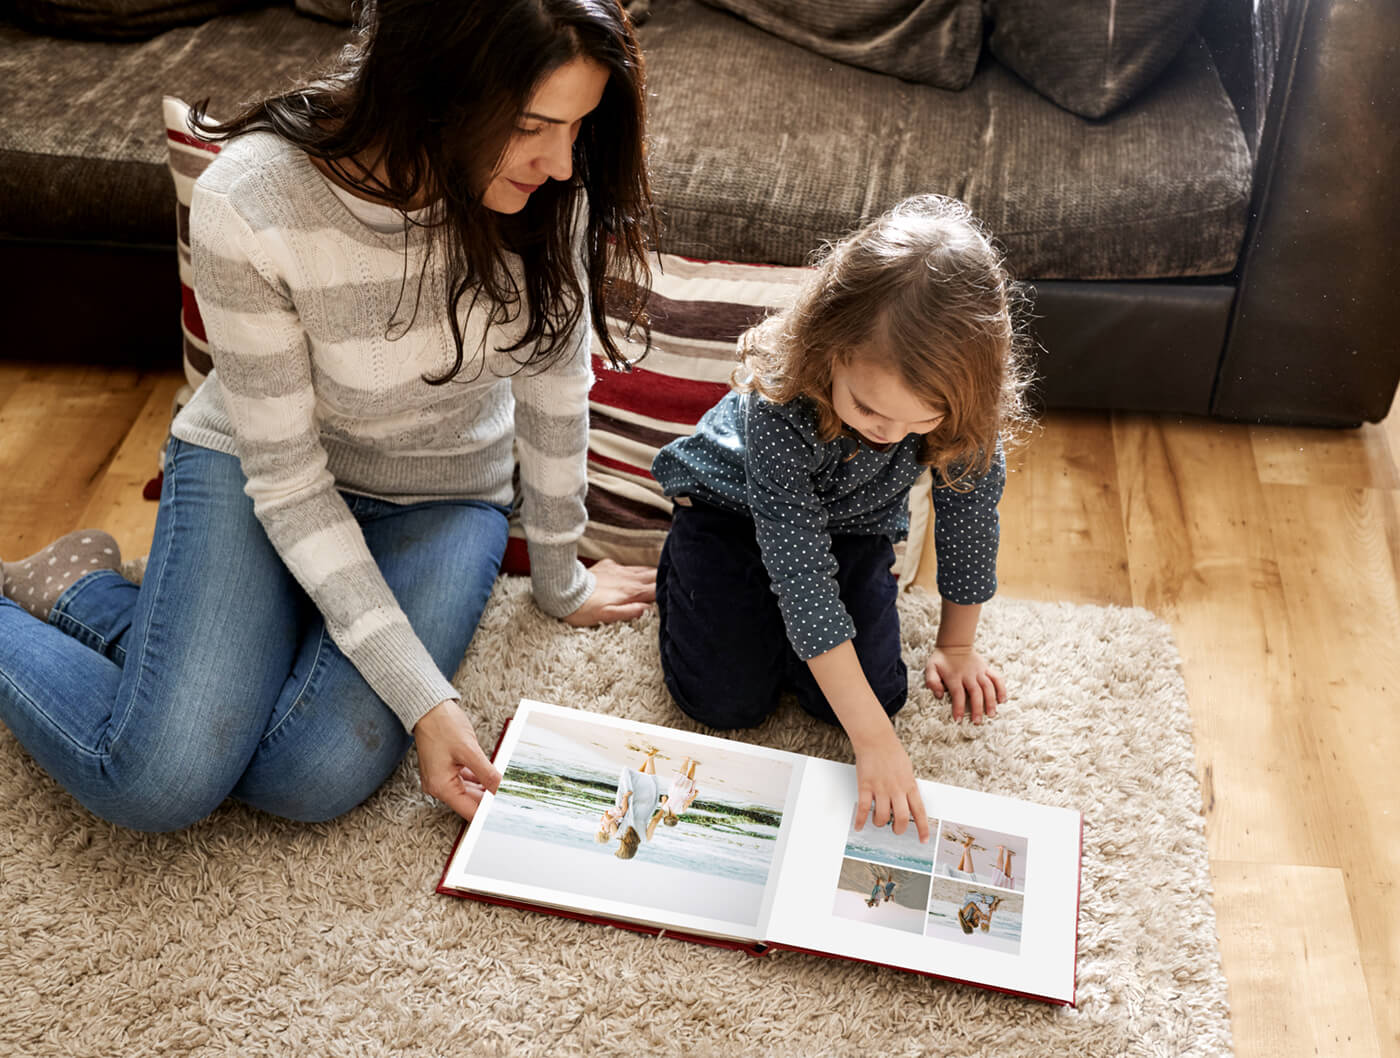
483 58 610 214
831 357 944 446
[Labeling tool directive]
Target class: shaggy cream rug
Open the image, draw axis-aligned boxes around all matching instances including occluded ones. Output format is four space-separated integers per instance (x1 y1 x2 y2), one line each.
1 576 1232 1057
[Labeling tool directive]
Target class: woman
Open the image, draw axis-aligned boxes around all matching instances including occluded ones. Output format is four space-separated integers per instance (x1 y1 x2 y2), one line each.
0 0 655 831
596 749 662 859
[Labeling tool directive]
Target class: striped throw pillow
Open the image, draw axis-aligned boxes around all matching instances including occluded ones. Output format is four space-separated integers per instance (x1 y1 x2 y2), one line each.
144 96 218 498
163 96 219 394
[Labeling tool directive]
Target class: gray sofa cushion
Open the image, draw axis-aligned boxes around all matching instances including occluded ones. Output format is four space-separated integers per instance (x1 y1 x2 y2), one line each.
988 0 1209 119
0 6 347 244
292 0 351 25
697 0 983 89
640 0 1252 279
10 0 264 40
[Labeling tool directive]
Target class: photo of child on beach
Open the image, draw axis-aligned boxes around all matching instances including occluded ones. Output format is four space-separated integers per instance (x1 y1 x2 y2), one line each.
463 709 793 928
925 877 1025 953
831 858 932 936
843 814 938 873
933 822 1028 893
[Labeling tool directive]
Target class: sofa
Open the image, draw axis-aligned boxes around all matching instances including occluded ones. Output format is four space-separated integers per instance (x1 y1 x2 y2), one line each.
1 0 1397 426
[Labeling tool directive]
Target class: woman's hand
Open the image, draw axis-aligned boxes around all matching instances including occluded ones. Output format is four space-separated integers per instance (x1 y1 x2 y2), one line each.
412 699 503 821
563 559 656 626
925 646 1006 724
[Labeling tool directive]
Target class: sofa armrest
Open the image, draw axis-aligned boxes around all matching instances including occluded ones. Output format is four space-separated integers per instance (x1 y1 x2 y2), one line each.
1213 0 1400 424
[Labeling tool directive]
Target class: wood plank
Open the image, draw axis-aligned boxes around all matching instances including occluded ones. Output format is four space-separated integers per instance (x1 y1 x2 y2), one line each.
0 379 154 557
1213 861 1382 1058
0 363 29 407
913 411 1132 605
77 372 187 560
1111 414 1332 868
1251 422 1400 489
1262 482 1400 1053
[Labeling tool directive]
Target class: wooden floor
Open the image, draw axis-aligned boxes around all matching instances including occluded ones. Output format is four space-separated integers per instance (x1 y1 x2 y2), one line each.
1 362 1396 1057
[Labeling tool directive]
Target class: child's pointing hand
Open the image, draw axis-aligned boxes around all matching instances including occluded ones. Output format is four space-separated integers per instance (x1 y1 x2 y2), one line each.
851 732 931 843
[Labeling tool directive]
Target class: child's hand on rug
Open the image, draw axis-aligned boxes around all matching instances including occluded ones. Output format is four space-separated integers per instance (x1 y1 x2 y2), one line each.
563 559 657 626
413 699 503 820
925 646 1006 725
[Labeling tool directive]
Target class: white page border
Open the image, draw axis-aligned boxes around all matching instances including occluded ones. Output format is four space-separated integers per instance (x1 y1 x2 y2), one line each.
763 758 1081 1004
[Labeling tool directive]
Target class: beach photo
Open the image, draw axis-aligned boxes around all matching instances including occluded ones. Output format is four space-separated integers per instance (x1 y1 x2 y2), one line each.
831 858 932 936
932 822 1028 893
463 709 793 928
925 876 1025 954
842 813 938 873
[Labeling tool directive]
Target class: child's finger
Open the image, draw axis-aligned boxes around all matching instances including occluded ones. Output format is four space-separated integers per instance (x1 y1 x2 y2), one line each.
980 674 999 717
949 682 966 721
990 669 1008 703
852 791 872 831
967 679 985 725
924 666 945 697
909 788 931 843
889 797 910 836
872 794 893 829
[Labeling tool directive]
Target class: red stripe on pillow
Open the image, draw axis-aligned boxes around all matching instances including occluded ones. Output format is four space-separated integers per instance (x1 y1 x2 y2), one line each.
181 284 207 342
590 358 730 423
587 450 654 480
167 129 221 154
501 535 531 576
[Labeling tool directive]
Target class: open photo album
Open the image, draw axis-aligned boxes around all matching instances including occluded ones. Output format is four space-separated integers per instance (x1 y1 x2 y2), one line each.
438 699 1083 1005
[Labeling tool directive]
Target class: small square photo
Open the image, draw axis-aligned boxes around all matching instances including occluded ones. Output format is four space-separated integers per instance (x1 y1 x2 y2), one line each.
831 858 932 936
925 877 1025 953
843 813 937 873
932 822 1028 893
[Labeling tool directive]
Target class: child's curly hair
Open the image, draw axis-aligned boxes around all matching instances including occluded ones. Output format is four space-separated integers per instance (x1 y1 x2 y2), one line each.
733 195 1033 488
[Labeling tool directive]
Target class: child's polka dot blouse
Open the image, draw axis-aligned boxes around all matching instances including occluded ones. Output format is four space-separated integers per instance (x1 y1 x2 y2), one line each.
652 391 1004 660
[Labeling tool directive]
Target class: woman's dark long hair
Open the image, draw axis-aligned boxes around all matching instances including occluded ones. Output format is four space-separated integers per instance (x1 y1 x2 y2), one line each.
191 0 654 381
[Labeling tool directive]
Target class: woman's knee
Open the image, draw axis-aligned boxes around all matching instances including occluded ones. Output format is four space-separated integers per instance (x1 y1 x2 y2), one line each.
234 708 412 823
90 759 248 832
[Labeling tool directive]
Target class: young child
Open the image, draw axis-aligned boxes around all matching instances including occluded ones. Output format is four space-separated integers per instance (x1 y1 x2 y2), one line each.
658 756 699 826
651 195 1030 843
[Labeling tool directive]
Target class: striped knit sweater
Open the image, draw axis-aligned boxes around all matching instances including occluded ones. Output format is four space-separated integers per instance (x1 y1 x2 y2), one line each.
172 132 595 732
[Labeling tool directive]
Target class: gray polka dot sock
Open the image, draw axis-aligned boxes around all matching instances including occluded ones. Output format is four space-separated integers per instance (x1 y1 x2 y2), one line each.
1 530 122 622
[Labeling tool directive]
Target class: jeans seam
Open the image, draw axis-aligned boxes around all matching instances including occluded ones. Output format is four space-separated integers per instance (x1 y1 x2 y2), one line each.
50 602 108 652
258 626 330 748
109 442 182 751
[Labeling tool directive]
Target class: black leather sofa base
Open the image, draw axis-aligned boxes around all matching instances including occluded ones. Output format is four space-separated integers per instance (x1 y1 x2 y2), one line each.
1 240 179 368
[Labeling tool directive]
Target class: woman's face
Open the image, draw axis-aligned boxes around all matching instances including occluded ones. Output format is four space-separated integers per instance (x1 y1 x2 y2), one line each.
482 57 610 213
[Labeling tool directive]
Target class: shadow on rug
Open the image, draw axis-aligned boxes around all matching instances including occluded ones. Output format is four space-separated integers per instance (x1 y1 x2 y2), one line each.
0 576 1232 1057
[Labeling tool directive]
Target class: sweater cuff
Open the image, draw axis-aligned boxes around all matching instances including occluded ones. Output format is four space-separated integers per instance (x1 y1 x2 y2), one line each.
354 621 461 732
527 545 595 618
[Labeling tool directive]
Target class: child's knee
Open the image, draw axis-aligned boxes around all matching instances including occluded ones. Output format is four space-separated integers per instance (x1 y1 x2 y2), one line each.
661 664 778 731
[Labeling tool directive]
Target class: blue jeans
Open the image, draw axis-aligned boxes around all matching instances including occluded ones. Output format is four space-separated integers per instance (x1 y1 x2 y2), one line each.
0 438 507 831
